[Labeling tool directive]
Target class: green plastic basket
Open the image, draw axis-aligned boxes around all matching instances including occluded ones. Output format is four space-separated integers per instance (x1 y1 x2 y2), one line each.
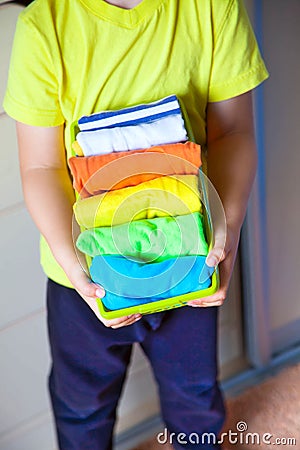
70 99 220 319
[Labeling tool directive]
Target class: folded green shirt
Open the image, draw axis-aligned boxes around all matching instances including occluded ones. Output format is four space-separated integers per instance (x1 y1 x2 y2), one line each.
76 212 208 262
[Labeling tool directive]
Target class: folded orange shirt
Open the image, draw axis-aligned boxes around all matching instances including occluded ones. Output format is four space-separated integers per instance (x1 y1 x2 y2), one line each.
68 142 201 197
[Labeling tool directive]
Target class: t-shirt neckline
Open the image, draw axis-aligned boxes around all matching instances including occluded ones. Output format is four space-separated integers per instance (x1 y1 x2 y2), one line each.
79 0 165 28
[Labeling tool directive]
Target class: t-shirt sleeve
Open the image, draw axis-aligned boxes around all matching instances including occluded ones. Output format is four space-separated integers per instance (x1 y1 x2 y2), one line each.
208 0 269 102
3 13 64 126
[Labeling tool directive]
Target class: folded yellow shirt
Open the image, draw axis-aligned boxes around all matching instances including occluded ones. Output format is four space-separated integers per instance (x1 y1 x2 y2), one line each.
74 174 202 228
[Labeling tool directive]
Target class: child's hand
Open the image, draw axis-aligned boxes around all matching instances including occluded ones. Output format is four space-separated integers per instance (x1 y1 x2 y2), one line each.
68 263 142 328
187 226 240 308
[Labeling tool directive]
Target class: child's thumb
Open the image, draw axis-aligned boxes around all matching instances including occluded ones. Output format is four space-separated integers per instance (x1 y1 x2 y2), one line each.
74 269 106 298
205 245 225 267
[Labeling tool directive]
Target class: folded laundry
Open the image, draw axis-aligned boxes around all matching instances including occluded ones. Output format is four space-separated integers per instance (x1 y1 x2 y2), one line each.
76 212 208 261
90 255 212 310
68 142 201 197
73 174 202 228
78 94 182 131
76 114 188 156
72 141 85 156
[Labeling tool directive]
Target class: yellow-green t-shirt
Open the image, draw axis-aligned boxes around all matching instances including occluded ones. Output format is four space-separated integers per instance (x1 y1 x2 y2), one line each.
3 0 268 287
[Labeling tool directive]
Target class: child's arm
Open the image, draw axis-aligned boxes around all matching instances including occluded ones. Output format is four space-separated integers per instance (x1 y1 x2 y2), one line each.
16 122 141 327
188 91 257 307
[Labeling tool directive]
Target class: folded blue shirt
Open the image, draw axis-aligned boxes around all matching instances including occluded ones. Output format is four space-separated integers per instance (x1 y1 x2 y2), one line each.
90 255 213 310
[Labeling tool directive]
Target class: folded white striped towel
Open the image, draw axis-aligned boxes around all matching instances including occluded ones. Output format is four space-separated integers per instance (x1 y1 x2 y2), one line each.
76 114 188 157
78 94 182 131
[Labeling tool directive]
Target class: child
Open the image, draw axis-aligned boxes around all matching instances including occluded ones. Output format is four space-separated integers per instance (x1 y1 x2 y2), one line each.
3 0 268 448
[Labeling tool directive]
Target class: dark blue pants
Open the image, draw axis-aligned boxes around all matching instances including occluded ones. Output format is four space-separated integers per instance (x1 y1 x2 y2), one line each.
47 279 225 450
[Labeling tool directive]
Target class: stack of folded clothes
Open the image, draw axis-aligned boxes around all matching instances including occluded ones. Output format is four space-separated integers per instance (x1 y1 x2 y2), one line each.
70 95 211 311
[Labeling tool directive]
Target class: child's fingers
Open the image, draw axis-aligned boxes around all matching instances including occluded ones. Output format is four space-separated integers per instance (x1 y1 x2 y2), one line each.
69 265 106 298
95 285 106 298
80 291 142 328
109 315 142 329
189 240 237 308
187 288 227 308
206 245 225 267
198 243 226 284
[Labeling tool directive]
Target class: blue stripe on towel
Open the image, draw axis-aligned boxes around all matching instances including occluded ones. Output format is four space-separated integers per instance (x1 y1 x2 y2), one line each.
78 95 182 131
